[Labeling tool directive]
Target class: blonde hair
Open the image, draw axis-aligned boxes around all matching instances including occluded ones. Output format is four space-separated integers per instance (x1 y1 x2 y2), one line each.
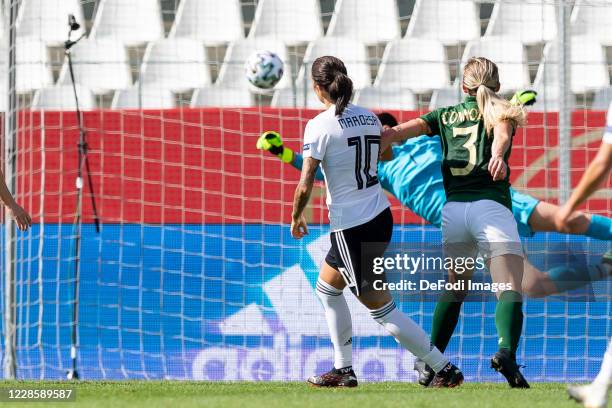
463 57 526 135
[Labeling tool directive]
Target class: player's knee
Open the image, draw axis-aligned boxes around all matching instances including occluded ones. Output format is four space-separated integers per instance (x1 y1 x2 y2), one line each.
364 298 390 311
358 291 392 311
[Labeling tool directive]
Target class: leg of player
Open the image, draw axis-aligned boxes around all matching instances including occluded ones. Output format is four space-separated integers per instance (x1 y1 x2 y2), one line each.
430 269 471 353
528 201 612 292
523 201 611 295
511 193 611 297
468 199 529 388
415 268 471 386
307 262 357 388
323 207 463 388
568 338 612 408
521 252 612 297
529 200 612 240
488 253 530 389
357 290 464 388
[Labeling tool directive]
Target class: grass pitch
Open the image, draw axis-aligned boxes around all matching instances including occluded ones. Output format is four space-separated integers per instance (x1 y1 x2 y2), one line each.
0 381 588 408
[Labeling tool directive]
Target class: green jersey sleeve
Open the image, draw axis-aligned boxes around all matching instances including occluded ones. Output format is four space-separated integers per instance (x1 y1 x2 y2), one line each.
420 109 441 136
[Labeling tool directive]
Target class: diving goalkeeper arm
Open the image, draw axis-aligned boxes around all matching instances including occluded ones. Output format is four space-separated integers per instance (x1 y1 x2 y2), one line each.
256 131 325 181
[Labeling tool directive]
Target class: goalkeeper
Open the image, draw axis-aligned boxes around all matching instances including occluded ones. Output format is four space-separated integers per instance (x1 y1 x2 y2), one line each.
256 89 612 300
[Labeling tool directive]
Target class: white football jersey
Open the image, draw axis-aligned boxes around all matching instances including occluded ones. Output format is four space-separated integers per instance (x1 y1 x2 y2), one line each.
302 103 390 231
605 101 612 145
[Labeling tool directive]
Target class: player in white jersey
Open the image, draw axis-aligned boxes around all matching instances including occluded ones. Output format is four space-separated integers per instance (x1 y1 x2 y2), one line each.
558 102 612 408
289 56 463 388
302 105 388 232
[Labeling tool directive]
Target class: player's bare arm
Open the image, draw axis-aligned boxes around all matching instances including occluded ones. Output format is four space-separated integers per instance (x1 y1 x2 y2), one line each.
381 118 431 153
0 169 31 231
290 156 320 239
489 121 513 181
379 145 394 162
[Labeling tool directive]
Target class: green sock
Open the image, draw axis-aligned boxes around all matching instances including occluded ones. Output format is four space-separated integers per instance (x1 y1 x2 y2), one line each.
495 290 524 354
431 290 464 353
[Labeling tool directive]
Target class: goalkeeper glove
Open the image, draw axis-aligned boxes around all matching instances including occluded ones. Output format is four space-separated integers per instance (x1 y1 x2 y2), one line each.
256 130 294 163
510 89 537 107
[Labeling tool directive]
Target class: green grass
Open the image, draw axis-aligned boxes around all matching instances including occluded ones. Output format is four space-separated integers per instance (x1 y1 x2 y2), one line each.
0 381 585 408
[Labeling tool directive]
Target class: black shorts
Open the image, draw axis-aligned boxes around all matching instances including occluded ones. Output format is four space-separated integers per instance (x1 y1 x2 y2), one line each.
325 207 393 296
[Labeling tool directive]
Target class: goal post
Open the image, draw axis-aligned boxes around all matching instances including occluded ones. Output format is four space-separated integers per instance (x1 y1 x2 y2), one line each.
557 0 571 203
3 0 19 380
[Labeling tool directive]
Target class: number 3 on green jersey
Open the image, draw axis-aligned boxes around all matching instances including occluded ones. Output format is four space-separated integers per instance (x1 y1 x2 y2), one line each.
450 124 479 176
420 95 513 210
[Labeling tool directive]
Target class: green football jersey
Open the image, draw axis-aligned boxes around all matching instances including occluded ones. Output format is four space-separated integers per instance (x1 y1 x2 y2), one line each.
420 95 513 210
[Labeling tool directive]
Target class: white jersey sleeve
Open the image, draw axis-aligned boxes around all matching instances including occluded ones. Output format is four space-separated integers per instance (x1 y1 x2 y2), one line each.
604 101 612 145
302 104 390 231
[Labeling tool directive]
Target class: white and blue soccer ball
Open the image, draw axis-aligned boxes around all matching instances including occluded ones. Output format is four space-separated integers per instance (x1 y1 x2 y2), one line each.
245 50 284 90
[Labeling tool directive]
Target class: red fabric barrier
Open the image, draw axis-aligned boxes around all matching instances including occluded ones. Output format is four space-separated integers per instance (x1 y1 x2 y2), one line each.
13 108 610 224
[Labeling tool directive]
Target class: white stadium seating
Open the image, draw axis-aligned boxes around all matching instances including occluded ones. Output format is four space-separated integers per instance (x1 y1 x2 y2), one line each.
375 38 450 94
405 0 480 45
249 0 323 45
0 40 50 93
302 37 371 90
355 86 417 110
111 86 176 109
326 0 400 45
429 84 463 110
14 38 53 93
17 0 85 45
569 37 610 94
58 39 132 95
0 8 5 41
170 0 243 45
4 0 610 109
90 0 164 46
533 37 608 109
191 87 254 107
484 0 556 44
462 37 530 92
140 39 212 93
571 0 612 46
271 87 323 109
31 85 95 110
216 38 290 89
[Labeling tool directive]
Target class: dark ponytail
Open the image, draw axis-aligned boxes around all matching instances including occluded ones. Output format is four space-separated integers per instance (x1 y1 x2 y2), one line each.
311 56 353 116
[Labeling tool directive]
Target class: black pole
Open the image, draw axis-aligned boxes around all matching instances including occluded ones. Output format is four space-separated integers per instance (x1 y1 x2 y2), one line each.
64 15 100 381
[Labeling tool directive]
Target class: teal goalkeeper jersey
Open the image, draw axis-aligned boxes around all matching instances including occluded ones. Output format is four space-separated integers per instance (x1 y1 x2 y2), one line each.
377 135 446 227
292 136 541 237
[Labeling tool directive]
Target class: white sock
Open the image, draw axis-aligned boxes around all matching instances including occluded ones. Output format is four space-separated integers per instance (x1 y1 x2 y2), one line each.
593 338 612 388
316 278 353 369
371 301 449 373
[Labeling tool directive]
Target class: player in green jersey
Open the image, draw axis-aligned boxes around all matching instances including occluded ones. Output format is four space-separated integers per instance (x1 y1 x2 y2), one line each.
381 57 530 388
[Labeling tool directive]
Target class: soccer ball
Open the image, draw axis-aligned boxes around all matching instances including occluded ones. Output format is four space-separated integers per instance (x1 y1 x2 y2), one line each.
245 50 284 90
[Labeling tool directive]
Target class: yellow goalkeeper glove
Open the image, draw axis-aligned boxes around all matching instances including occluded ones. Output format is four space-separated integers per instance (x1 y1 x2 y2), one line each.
510 89 537 107
256 131 294 163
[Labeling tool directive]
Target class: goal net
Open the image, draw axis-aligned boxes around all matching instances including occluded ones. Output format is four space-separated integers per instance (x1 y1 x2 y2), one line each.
0 0 610 382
